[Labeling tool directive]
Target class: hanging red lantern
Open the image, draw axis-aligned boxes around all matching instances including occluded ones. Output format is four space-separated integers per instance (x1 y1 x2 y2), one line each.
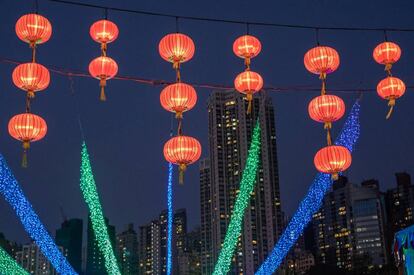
373 42 401 70
8 113 47 167
160 83 197 119
234 71 263 113
90 19 119 54
314 145 352 180
15 14 52 47
233 35 262 68
159 33 195 69
12 63 50 97
163 135 201 184
377 76 406 119
304 46 340 77
88 56 118 101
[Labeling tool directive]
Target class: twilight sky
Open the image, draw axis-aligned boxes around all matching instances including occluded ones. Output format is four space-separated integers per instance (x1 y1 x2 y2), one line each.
0 0 414 243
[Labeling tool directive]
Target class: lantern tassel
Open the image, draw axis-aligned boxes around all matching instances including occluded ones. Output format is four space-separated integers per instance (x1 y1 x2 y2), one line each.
101 43 107 57
320 72 327 95
100 78 107 101
386 98 396 120
246 93 253 115
385 63 393 76
173 62 181 82
31 43 37 63
324 122 332 145
179 164 187 185
22 141 30 168
245 57 251 71
331 173 339 181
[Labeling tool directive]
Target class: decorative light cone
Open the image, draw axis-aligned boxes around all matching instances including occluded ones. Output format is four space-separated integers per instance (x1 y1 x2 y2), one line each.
233 35 262 68
12 63 50 97
314 145 352 180
163 135 201 184
234 70 263 113
377 76 406 119
304 46 340 77
89 56 118 101
15 13 52 46
8 113 47 167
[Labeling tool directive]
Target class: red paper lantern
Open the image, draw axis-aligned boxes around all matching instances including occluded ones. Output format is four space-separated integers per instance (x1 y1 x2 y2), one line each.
304 46 340 76
160 83 197 118
8 113 47 167
90 19 119 44
233 35 261 67
314 145 352 180
15 14 52 46
89 56 118 101
308 95 345 124
373 42 401 66
164 135 201 184
12 63 50 97
159 33 195 67
377 76 406 119
234 70 263 113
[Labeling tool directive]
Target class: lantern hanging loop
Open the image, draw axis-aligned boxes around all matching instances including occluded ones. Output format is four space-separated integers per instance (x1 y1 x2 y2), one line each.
25 93 32 113
175 16 180 33
383 29 388 42
34 0 39 14
246 22 250 35
325 122 332 145
315 28 320 46
320 73 326 95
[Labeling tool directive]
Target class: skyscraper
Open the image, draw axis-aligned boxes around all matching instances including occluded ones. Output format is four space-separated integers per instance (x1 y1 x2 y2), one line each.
55 218 83 273
86 217 117 274
202 90 283 274
15 242 62 275
116 223 138 275
312 176 387 271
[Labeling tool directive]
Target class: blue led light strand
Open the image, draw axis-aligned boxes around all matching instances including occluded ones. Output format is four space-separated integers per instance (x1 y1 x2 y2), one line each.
256 100 361 275
0 154 77 275
166 162 174 275
80 142 121 275
0 246 28 275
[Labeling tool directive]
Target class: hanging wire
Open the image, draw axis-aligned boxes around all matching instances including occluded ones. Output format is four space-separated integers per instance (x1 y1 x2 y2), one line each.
47 0 414 32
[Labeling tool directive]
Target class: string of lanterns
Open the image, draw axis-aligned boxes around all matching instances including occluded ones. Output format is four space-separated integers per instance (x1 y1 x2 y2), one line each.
88 15 119 101
10 13 51 167
159 31 201 184
304 42 352 180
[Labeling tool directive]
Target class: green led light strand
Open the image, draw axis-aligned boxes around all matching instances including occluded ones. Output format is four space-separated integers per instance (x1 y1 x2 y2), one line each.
80 142 121 275
213 120 261 275
0 246 28 275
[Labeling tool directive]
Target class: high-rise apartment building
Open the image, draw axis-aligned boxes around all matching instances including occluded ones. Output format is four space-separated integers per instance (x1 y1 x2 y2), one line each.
15 242 62 275
312 177 387 270
202 90 283 274
116 223 138 275
55 218 83 273
86 217 117 274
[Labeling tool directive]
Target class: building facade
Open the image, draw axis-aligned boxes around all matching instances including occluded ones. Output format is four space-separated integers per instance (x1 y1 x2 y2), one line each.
15 242 62 275
55 218 83 273
116 223 138 275
202 91 283 274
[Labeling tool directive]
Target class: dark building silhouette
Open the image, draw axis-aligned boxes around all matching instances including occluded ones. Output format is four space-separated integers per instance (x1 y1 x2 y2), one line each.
55 218 83 273
86 217 116 275
116 223 138 275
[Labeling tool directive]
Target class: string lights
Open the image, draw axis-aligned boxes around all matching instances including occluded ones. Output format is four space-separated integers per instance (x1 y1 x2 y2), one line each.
0 153 77 274
255 100 361 275
11 13 51 167
166 162 174 275
0 247 28 275
212 120 261 275
80 142 121 275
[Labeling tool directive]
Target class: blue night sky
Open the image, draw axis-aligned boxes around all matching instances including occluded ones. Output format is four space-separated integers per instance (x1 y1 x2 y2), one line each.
0 0 413 243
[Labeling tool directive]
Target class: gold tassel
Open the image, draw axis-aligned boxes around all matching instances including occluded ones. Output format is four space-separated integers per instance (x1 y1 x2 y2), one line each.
177 117 183 136
320 72 327 95
100 78 107 101
22 141 30 168
246 93 253 115
245 57 251 71
30 42 36 63
173 61 181 82
101 43 107 57
386 97 396 120
331 173 339 181
179 164 187 185
385 63 392 76
324 122 332 145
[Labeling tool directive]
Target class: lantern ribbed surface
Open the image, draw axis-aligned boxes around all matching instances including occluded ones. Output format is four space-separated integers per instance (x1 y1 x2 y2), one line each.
89 56 118 80
308 95 345 123
12 63 50 92
233 35 262 59
377 76 406 99
373 42 401 65
314 145 352 175
159 33 195 64
304 46 340 75
163 136 201 165
15 14 52 45
90 19 119 44
8 113 47 142
160 83 197 115
234 71 263 94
